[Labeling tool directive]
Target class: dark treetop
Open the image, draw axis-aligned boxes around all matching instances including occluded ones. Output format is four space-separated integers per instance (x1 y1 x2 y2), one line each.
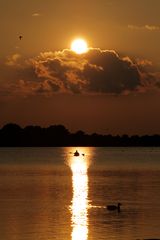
0 123 160 147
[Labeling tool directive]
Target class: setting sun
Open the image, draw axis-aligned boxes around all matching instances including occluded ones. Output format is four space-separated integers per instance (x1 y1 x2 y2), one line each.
71 38 88 54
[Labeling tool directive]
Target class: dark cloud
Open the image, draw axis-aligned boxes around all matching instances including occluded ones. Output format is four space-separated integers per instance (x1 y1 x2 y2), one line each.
136 58 160 91
83 49 141 94
31 48 142 95
1 48 160 97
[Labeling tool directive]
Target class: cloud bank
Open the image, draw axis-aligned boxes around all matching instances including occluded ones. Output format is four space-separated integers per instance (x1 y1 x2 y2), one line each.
128 24 160 31
1 48 160 97
32 13 41 17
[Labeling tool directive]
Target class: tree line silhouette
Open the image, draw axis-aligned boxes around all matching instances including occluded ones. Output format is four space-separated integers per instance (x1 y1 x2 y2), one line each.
0 123 160 147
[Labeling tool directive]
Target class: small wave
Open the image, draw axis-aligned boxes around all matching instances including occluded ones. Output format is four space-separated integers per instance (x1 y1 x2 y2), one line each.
89 205 106 209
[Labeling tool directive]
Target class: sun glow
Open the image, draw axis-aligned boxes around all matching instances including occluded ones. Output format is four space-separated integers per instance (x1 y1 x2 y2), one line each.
71 38 88 54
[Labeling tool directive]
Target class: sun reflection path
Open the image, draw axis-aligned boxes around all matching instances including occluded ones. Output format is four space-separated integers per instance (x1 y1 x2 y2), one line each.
68 148 90 240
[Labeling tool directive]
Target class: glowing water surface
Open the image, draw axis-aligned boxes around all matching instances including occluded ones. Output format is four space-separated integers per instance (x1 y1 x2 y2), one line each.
67 148 91 240
1 147 160 240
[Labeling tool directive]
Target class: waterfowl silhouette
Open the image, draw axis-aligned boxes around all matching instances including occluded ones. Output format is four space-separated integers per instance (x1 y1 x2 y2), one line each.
107 203 121 212
74 150 80 157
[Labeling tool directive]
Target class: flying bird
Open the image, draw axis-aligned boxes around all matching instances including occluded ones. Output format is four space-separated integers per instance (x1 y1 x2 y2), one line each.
19 35 23 40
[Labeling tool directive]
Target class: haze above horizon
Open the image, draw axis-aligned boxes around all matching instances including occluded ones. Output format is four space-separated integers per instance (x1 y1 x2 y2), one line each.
1 0 160 135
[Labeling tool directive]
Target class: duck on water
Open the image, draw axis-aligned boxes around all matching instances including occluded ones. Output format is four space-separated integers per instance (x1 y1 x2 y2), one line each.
107 203 122 212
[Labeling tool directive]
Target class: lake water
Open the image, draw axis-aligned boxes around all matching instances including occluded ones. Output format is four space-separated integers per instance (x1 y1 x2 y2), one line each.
0 147 160 240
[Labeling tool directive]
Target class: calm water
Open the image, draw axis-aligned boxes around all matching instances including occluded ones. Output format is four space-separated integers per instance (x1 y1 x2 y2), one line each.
0 147 160 240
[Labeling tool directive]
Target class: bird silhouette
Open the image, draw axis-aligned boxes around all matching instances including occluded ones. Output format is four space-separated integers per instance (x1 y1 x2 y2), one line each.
19 35 23 40
107 203 121 212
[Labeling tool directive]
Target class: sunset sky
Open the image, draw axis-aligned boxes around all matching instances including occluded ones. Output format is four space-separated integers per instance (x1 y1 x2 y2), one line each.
0 0 160 135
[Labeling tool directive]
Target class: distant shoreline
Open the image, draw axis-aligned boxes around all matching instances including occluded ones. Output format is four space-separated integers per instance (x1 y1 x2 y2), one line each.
0 123 160 147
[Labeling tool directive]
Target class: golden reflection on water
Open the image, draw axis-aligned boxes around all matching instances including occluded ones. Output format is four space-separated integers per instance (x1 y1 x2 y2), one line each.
68 148 90 240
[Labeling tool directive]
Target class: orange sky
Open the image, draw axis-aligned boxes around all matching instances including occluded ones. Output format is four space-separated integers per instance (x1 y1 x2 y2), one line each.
0 0 160 135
